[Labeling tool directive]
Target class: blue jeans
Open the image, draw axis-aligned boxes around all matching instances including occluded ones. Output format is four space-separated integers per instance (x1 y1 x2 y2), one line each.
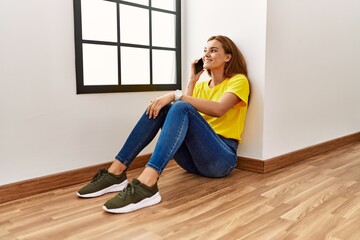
115 101 238 178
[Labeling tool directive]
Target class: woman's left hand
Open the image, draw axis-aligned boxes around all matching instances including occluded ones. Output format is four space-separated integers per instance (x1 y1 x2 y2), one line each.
146 92 174 119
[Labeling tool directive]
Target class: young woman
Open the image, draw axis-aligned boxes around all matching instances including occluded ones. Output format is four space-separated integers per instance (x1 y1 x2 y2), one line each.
77 35 250 213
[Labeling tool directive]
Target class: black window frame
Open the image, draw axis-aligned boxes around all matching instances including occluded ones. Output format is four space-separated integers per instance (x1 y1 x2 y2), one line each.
73 0 181 94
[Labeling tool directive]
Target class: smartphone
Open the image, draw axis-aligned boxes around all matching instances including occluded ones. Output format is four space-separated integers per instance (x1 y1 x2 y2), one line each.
194 58 204 74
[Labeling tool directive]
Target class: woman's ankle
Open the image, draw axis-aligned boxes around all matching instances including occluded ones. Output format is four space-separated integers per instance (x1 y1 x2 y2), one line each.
108 160 127 175
137 167 159 187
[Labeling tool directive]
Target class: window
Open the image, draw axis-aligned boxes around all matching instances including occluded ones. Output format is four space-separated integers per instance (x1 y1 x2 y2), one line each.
73 0 181 94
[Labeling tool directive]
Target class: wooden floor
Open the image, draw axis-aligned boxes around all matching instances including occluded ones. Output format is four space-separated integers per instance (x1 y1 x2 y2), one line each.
1 142 360 240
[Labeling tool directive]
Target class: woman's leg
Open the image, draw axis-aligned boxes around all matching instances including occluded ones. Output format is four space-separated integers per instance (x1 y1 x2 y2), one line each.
173 104 238 178
113 104 172 170
102 101 238 213
145 101 238 178
77 104 171 198
174 135 238 178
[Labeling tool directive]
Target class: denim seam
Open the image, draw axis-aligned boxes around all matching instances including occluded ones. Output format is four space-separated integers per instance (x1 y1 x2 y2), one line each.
115 156 128 166
145 163 161 173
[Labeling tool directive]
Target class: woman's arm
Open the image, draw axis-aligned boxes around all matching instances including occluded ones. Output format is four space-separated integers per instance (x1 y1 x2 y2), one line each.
147 60 240 119
184 80 196 97
146 89 240 119
146 59 202 119
181 92 240 117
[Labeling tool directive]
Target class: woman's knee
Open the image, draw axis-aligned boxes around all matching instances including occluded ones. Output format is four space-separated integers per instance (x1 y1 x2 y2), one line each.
168 101 197 117
172 101 194 111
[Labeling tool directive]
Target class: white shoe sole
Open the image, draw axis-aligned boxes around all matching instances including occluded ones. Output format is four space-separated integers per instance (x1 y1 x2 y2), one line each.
102 192 162 213
77 180 128 198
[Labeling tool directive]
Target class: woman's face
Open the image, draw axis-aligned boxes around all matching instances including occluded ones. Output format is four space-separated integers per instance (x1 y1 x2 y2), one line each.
202 39 231 71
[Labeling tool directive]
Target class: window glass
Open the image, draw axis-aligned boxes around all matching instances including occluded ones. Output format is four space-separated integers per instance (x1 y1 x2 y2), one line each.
152 11 175 48
121 47 150 85
152 50 176 84
120 4 149 45
73 0 181 93
152 0 176 11
82 44 118 86
81 0 117 42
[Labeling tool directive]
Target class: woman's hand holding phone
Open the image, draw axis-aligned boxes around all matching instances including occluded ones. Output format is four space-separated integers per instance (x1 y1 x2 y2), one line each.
194 58 204 74
190 58 204 84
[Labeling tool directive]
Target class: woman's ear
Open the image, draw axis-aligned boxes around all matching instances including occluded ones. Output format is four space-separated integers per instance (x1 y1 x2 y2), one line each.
225 54 232 62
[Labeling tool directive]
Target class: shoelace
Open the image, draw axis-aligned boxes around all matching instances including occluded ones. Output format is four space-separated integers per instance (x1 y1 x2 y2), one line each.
119 182 136 197
91 169 107 183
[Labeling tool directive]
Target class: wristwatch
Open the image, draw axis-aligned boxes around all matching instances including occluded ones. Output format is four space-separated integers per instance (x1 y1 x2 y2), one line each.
174 89 183 101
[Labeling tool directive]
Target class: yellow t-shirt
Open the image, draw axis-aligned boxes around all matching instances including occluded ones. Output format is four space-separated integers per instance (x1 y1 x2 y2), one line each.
193 74 250 142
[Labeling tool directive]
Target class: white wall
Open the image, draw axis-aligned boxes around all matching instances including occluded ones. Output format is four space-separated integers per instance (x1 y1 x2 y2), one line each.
182 0 268 159
0 0 161 185
263 0 360 159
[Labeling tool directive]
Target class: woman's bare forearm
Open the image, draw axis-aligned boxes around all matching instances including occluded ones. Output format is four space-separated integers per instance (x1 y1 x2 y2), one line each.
180 93 239 118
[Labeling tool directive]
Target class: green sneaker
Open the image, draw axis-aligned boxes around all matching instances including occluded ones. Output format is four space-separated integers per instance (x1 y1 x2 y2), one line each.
102 178 161 213
77 169 128 198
